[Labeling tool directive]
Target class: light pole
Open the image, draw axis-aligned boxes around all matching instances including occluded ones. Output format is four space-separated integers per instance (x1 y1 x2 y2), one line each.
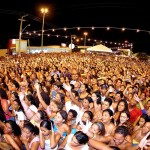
41 8 48 51
83 32 88 50
18 15 28 56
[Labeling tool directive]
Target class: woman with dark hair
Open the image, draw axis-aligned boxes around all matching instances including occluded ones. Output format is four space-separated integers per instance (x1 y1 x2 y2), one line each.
12 98 26 125
79 83 91 101
102 109 116 136
133 113 148 132
21 122 40 150
30 110 48 128
86 122 105 141
59 131 89 150
0 128 13 150
24 94 38 113
91 91 102 122
76 111 93 133
52 110 70 145
113 99 129 122
39 120 58 150
0 120 22 150
116 110 133 135
0 101 6 122
0 88 13 120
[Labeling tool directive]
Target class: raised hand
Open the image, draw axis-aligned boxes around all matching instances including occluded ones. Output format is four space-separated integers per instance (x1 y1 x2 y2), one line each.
139 131 150 150
134 93 141 102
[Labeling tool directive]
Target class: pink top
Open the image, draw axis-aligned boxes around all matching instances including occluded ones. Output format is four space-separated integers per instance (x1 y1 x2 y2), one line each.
29 136 42 150
1 99 11 120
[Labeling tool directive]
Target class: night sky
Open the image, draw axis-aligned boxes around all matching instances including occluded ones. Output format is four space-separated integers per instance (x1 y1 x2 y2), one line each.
0 0 150 54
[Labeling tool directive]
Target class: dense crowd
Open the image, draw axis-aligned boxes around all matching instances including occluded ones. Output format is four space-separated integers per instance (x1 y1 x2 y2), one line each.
0 52 150 150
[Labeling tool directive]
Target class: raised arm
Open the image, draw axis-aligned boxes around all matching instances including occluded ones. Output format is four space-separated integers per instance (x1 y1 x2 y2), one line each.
34 83 48 109
63 83 82 108
88 138 113 150
19 92 35 119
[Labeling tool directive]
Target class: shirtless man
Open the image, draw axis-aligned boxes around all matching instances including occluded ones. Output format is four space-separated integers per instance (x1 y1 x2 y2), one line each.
88 126 132 150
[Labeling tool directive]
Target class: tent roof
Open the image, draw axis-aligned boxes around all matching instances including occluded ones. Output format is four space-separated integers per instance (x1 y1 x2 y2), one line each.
87 44 112 53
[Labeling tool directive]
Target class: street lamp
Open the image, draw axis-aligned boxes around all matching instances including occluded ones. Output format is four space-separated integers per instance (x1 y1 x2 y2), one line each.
83 32 88 50
41 8 48 51
18 15 28 56
22 24 30 33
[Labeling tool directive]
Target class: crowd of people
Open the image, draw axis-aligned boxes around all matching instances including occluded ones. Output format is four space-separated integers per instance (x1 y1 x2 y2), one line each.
0 52 150 150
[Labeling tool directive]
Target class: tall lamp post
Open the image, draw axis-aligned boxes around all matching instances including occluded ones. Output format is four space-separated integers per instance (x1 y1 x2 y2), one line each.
18 15 28 56
83 32 88 50
41 8 48 51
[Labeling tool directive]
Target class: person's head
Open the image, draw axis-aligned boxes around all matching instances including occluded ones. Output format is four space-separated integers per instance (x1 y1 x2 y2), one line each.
13 98 24 112
113 126 128 146
55 110 68 124
40 120 53 136
107 79 113 86
53 82 62 91
5 120 21 136
114 91 123 102
70 131 89 147
82 97 93 109
74 81 81 89
60 76 65 84
100 84 108 95
129 97 138 107
82 111 93 123
102 98 112 111
120 85 125 92
141 122 150 134
68 109 77 121
89 122 105 136
91 92 101 105
119 111 130 125
55 92 65 104
137 114 148 127
10 92 19 100
116 78 122 87
102 109 113 124
71 69 79 81
0 88 8 100
80 84 87 93
128 86 133 94
22 122 39 139
32 110 48 123
10 79 20 91
140 92 146 101
24 94 36 106
49 100 63 112
115 99 128 112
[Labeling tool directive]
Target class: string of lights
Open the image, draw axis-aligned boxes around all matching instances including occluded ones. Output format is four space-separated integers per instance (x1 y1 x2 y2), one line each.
22 32 133 50
21 25 150 50
27 26 150 33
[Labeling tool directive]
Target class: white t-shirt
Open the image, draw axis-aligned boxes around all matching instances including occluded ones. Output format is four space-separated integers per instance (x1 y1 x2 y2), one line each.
44 139 58 150
65 101 80 113
29 105 38 113
14 110 27 125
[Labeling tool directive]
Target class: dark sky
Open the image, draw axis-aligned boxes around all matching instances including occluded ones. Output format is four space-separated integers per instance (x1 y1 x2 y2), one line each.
0 0 150 54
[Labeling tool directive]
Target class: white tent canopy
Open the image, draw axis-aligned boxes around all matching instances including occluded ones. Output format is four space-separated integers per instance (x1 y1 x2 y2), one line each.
87 44 112 53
